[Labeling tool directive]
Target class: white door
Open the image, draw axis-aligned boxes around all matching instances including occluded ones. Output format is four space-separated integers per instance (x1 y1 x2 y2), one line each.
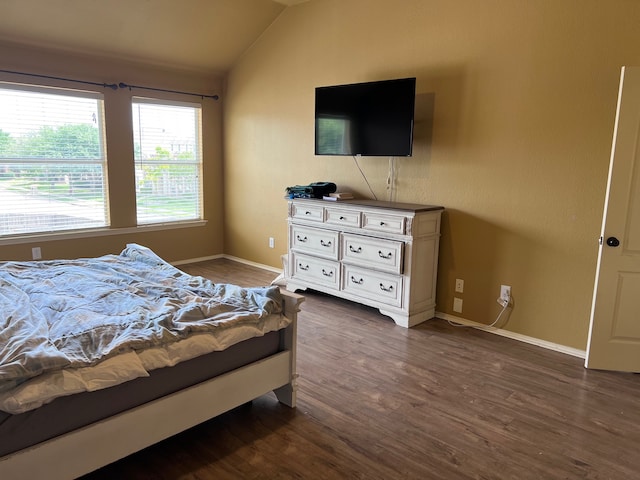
586 66 640 372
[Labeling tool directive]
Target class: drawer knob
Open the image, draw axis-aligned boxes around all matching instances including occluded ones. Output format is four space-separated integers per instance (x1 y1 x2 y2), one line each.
378 250 392 260
320 239 332 247
379 283 394 292
380 221 386 226
349 245 363 254
296 235 308 243
340 216 346 220
305 211 312 215
298 263 309 271
322 269 334 277
350 276 364 285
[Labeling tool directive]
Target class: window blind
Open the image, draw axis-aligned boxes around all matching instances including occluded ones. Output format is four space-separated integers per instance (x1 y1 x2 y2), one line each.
0 83 108 237
132 98 203 225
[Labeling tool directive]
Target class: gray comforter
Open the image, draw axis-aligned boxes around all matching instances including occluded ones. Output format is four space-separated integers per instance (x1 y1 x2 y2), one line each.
0 244 283 393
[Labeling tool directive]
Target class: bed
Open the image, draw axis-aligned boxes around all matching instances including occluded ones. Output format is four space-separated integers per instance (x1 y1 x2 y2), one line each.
0 244 303 479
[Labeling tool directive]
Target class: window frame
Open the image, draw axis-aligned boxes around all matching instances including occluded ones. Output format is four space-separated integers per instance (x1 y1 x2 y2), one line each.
131 96 204 226
0 81 110 239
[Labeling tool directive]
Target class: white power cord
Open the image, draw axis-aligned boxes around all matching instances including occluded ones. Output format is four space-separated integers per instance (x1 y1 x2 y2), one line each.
488 297 511 327
386 156 396 202
353 155 377 200
447 295 511 328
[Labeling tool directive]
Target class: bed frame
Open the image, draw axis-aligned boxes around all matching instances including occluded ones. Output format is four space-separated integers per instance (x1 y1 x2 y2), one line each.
0 289 304 480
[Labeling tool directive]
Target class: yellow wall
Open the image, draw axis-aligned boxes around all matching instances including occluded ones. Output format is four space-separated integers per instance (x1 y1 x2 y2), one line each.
223 0 640 349
0 41 224 263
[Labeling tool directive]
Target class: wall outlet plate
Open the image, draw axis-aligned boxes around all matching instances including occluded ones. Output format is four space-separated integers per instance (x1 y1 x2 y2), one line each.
498 285 512 307
455 278 464 293
453 297 463 313
500 285 511 301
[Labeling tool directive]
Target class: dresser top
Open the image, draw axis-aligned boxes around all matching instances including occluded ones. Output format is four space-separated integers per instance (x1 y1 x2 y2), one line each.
290 198 444 213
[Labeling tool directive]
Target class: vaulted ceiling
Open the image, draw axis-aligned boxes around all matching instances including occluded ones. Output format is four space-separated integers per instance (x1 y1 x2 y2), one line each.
0 0 310 74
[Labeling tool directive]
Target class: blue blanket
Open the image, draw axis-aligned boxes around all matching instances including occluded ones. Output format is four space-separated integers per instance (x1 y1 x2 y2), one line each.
0 244 283 393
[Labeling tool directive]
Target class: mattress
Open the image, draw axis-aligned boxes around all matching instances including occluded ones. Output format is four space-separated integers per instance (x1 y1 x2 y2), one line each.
0 329 280 457
0 243 290 413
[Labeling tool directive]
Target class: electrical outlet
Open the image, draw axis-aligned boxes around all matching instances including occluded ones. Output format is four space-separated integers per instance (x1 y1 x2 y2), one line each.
32 247 42 260
500 285 511 301
453 297 463 313
455 278 464 293
269 237 275 249
498 285 511 307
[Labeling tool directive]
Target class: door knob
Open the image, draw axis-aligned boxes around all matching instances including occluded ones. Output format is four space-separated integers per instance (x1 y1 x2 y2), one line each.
606 236 620 247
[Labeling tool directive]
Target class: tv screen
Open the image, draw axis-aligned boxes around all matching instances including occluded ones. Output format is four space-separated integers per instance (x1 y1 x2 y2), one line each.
315 77 416 157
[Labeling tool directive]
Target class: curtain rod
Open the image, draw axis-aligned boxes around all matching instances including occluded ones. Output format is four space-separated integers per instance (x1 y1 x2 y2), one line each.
118 82 219 100
0 68 118 90
0 69 220 100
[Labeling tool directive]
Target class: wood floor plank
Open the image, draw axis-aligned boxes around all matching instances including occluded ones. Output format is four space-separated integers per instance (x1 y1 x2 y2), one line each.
80 259 640 480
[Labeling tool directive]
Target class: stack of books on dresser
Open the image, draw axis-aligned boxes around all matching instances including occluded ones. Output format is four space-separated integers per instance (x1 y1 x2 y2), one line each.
322 192 354 201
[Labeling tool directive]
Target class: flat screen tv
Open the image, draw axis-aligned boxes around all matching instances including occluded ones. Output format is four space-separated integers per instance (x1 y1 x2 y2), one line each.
315 77 416 157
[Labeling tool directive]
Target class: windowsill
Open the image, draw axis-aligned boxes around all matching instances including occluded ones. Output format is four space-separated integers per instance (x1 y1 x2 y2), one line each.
0 220 208 246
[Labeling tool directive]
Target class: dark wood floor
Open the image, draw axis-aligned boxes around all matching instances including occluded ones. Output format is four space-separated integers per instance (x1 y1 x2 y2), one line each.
82 259 640 480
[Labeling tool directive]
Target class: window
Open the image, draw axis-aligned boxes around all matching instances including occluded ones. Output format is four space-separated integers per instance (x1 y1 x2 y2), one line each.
0 84 108 237
132 98 203 225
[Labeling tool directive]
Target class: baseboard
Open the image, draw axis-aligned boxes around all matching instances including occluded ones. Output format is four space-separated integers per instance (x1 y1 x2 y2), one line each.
435 312 586 359
173 253 283 275
172 254 224 266
222 255 283 274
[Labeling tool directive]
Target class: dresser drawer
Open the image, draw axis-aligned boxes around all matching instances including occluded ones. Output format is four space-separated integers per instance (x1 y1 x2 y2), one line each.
341 233 404 274
291 252 340 290
362 211 406 234
325 207 361 228
342 265 402 307
291 202 324 222
290 225 339 260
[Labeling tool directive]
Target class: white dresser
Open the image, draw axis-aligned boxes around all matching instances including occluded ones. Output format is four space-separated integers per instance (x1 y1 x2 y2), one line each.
285 198 444 327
